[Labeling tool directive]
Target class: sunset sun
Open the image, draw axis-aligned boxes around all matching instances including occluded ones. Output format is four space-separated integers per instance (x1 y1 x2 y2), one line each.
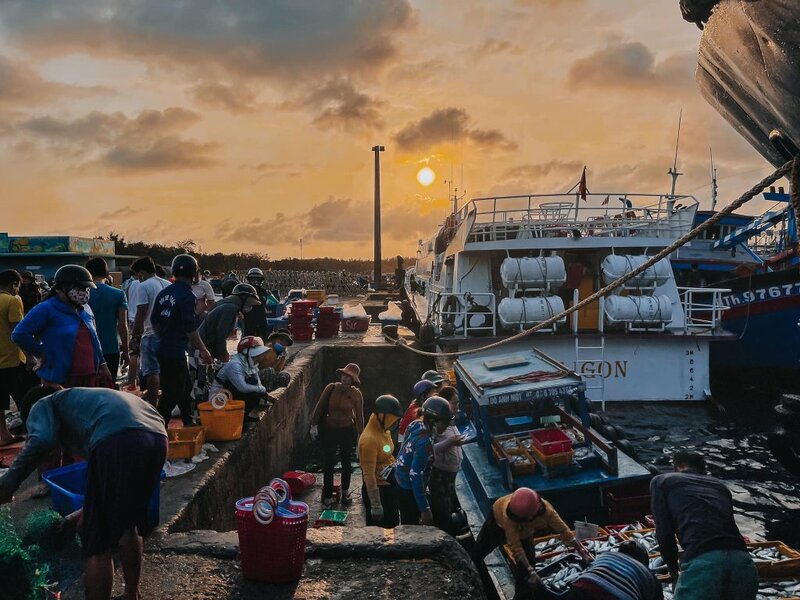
416 166 436 187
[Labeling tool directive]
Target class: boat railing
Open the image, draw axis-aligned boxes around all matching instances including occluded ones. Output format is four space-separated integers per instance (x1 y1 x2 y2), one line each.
677 287 730 333
464 193 697 243
432 291 497 337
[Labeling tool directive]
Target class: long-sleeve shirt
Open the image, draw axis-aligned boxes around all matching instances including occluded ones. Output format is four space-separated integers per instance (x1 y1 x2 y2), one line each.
397 401 419 442
210 355 266 396
433 424 463 473
311 383 364 432
197 297 240 360
650 472 747 569
12 296 105 384
394 420 433 511
574 552 662 600
492 495 575 565
0 387 166 496
358 414 394 499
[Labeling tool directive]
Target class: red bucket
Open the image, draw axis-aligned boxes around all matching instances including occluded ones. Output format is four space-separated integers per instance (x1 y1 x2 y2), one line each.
235 497 309 583
282 471 317 496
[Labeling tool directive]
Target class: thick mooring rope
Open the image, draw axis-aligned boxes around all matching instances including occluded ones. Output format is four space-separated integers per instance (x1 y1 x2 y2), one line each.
388 159 795 358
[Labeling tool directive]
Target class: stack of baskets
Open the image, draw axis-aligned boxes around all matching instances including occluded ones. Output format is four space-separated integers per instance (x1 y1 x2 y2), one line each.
288 300 317 341
315 306 341 338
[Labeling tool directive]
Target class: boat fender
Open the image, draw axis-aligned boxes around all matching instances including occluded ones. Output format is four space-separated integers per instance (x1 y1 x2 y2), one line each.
588 413 604 431
612 425 627 440
419 323 436 346
767 429 800 475
774 403 800 429
779 394 800 413
442 295 461 325
601 424 618 441
616 439 638 461
466 304 494 337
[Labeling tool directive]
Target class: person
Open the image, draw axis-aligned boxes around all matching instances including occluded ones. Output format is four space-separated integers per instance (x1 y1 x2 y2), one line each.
243 267 271 339
472 487 593 599
429 385 466 533
394 395 453 526
258 329 292 392
358 394 403 528
12 265 113 389
86 258 129 383
18 271 42 314
398 379 438 445
150 254 212 426
124 275 141 388
220 272 239 298
129 257 170 406
192 270 217 319
0 387 168 600
310 363 364 507
422 369 446 389
196 283 261 362
0 270 26 446
208 336 271 415
650 450 757 600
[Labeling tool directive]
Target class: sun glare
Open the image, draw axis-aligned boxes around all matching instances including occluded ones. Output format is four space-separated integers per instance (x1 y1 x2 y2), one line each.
416 166 436 187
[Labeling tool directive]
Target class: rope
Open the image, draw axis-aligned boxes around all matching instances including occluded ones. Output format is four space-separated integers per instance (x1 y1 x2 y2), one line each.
388 159 795 358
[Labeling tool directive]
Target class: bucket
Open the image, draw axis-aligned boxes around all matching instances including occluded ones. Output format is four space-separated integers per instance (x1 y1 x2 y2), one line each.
197 400 245 441
282 471 317 496
235 481 309 583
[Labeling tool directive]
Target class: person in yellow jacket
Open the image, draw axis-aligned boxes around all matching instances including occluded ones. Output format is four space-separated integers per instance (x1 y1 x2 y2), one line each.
358 394 404 528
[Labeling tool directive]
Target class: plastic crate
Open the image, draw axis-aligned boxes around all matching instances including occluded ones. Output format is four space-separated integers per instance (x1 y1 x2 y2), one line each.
289 300 318 315
531 428 573 455
314 509 348 527
529 443 575 468
341 316 370 332
605 482 651 523
197 400 245 441
42 461 163 527
167 426 206 460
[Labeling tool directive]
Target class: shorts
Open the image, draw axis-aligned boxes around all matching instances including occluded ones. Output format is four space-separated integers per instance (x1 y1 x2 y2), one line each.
82 428 167 555
139 335 160 377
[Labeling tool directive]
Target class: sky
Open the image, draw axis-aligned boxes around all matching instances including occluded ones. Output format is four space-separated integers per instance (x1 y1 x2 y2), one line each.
0 0 780 259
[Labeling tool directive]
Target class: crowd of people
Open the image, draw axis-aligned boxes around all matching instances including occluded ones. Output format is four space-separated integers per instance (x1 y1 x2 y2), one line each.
0 254 294 600
219 268 368 299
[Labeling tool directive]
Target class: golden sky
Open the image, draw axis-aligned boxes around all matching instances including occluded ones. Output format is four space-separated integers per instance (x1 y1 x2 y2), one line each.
0 0 778 259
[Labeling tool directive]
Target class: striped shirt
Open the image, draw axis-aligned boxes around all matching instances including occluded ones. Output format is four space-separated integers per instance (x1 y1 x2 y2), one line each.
574 552 660 600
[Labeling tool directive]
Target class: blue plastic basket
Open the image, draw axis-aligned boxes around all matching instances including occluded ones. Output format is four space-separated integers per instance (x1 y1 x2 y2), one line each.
42 461 165 527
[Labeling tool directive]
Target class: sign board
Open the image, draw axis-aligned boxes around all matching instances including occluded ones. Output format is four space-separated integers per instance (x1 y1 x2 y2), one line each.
8 236 115 256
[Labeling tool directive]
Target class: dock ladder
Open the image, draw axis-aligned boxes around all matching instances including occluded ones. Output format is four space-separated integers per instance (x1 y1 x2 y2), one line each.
574 334 606 411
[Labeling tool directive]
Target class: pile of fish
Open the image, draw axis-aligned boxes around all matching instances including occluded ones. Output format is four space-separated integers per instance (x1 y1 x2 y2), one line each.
538 555 586 593
648 556 669 576
609 521 647 535
750 546 796 563
509 454 530 465
535 536 569 555
755 579 800 599
582 535 620 555
500 438 520 451
627 530 660 555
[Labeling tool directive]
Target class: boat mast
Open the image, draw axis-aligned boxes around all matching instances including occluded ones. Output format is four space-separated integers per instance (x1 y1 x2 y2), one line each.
667 110 683 214
710 147 718 212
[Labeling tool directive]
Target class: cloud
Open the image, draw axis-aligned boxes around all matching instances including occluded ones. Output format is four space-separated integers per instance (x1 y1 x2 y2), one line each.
97 205 144 220
15 107 217 173
474 39 521 60
0 1 416 80
567 40 694 92
245 161 303 184
0 54 112 106
188 81 259 114
282 79 386 132
226 196 444 246
393 107 517 152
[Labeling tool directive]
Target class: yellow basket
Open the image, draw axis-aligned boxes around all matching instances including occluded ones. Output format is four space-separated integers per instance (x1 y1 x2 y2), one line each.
167 426 206 460
198 400 245 441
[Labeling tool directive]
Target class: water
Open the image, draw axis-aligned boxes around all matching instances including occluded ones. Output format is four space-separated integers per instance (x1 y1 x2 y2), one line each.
605 397 800 547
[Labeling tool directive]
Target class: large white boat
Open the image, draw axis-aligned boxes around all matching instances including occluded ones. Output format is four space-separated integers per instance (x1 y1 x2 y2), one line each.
404 192 731 403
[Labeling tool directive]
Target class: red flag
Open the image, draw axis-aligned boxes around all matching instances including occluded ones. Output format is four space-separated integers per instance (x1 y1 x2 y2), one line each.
602 195 609 206
578 166 588 201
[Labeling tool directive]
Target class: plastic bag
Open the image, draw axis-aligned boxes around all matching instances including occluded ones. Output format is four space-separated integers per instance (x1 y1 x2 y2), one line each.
342 302 368 319
378 301 403 321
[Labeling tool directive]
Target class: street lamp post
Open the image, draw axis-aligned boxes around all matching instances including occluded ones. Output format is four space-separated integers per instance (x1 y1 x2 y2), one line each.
372 145 385 289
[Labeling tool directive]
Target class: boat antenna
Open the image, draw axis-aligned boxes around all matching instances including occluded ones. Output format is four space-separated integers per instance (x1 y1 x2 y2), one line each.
710 147 718 212
668 109 683 198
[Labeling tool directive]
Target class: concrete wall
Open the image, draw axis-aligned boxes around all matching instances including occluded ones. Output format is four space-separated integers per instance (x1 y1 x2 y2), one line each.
167 342 432 533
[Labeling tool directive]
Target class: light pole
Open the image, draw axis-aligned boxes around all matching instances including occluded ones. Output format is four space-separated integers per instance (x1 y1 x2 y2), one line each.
299 237 303 260
372 145 385 289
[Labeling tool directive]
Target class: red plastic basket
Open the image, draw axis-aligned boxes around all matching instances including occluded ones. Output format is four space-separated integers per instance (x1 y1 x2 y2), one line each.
531 428 573 455
235 497 309 583
289 300 318 316
282 471 317 496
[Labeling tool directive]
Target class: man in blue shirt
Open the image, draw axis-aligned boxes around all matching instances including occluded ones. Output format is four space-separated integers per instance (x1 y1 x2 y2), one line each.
151 255 211 425
86 258 129 383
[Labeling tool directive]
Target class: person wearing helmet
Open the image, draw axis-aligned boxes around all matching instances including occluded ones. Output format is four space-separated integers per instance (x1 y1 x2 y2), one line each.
220 272 239 298
398 379 438 445
472 487 592 598
209 336 271 414
150 255 212 425
12 264 113 389
422 369 446 389
394 396 452 526
429 386 467 534
358 394 404 528
255 329 293 392
195 283 261 363
310 363 364 507
18 270 42 314
242 267 277 340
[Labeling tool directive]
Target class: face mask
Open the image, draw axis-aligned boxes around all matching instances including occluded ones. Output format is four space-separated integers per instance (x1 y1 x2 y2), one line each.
67 287 90 306
273 343 285 354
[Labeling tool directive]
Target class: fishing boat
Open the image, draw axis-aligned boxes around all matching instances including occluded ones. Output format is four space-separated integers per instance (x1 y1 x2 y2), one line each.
404 190 731 404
